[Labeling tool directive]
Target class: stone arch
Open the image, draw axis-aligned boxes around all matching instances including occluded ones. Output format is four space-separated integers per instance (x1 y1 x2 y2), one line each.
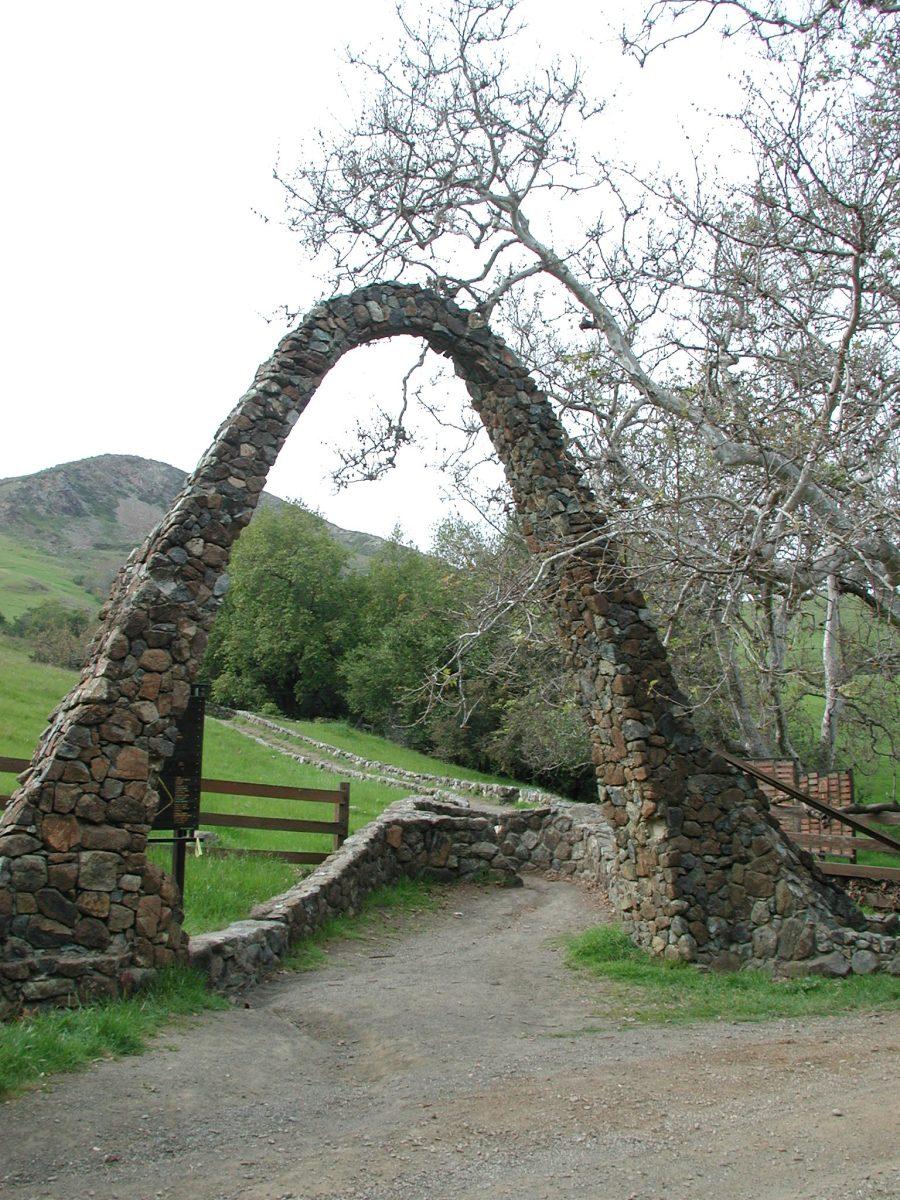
0 283 891 1013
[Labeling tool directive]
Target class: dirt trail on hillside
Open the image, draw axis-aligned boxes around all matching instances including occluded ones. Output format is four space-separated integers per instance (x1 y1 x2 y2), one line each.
1 877 897 1200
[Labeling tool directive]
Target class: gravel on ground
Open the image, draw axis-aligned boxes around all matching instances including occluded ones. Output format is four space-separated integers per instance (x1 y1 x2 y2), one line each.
1 876 897 1200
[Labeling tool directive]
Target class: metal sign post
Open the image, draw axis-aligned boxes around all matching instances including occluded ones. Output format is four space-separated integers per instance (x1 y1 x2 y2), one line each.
151 682 208 897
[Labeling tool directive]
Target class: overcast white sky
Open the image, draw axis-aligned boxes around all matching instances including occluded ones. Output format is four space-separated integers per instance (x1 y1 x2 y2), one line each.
0 1 741 548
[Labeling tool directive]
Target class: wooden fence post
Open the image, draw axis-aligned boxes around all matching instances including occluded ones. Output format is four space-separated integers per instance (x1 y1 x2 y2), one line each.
335 782 350 851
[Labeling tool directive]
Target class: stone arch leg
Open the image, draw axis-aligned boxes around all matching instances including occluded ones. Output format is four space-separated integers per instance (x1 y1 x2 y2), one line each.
1 284 894 1014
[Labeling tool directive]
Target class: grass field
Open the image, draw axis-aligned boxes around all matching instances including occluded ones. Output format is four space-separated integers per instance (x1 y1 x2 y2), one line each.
0 532 101 622
273 715 528 789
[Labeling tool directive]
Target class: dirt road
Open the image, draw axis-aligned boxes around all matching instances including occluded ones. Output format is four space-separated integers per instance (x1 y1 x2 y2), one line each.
1 877 897 1200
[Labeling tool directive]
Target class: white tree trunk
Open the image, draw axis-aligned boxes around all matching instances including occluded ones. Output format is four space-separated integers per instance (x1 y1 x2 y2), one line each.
819 574 844 772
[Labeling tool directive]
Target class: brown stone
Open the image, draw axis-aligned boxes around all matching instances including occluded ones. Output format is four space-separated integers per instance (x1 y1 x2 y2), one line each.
107 795 149 823
132 701 160 724
139 673 163 700
139 648 172 671
0 833 41 857
36 888 78 926
143 862 165 894
61 760 91 784
11 855 47 891
109 746 149 781
77 891 111 918
78 851 120 891
75 916 111 949
744 871 775 898
107 631 129 660
90 756 110 782
774 879 796 916
26 915 71 948
80 825 132 851
48 862 78 891
108 903 135 932
41 813 80 852
136 894 163 939
75 794 106 822
99 710 142 743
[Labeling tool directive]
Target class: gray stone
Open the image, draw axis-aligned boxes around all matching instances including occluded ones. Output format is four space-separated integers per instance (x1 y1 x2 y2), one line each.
752 925 779 959
468 842 498 860
850 949 879 976
78 852 120 892
807 951 851 977
11 855 47 892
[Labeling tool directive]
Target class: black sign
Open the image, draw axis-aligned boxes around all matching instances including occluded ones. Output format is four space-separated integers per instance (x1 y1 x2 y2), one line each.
153 683 207 830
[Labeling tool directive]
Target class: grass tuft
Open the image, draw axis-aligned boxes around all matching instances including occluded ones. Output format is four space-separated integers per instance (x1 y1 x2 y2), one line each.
566 925 900 1025
0 967 228 1100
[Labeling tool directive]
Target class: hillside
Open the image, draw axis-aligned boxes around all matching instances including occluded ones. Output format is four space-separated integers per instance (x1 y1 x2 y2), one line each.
0 454 388 618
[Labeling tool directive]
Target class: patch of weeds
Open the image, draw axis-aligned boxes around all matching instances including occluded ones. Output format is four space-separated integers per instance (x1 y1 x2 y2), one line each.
283 877 439 972
565 925 900 1026
0 967 229 1101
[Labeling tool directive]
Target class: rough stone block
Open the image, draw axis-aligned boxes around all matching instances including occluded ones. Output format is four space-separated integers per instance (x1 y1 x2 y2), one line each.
78 851 120 892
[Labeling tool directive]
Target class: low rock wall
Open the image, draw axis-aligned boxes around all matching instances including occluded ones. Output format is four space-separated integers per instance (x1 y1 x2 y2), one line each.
496 803 616 881
188 797 898 993
228 711 555 806
189 797 520 991
189 795 616 992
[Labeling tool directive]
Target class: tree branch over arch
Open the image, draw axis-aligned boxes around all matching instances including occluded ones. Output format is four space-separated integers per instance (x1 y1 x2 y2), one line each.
275 0 899 634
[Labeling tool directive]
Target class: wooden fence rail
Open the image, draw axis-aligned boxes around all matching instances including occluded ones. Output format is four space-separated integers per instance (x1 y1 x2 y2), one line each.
0 756 351 866
729 754 900 889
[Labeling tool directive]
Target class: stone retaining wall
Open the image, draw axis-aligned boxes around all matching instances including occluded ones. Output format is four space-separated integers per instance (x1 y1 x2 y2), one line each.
188 798 898 992
189 797 520 991
230 710 554 806
497 803 615 881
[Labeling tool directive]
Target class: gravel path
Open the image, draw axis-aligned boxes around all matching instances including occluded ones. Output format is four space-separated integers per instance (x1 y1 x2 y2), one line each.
1 876 897 1200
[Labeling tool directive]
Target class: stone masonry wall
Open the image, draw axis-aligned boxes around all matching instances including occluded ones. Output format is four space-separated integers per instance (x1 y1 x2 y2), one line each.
1 282 896 1016
230 709 552 805
190 797 520 991
190 798 898 993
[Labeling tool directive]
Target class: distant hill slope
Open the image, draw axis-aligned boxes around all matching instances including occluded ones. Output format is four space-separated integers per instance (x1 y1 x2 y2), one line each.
0 454 389 618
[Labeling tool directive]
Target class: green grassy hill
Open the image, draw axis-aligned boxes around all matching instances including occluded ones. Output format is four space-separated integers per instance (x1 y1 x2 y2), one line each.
252 714 527 789
0 532 102 621
0 455 390 628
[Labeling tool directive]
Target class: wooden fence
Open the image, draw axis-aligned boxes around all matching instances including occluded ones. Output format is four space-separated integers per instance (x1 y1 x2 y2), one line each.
735 756 900 887
0 756 350 867
3 750 896 889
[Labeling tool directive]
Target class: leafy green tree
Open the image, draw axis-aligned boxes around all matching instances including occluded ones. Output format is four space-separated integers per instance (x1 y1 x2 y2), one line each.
204 504 360 718
340 533 459 738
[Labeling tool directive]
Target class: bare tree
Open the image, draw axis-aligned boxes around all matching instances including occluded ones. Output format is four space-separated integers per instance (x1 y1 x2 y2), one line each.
625 1 900 62
276 0 898 777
